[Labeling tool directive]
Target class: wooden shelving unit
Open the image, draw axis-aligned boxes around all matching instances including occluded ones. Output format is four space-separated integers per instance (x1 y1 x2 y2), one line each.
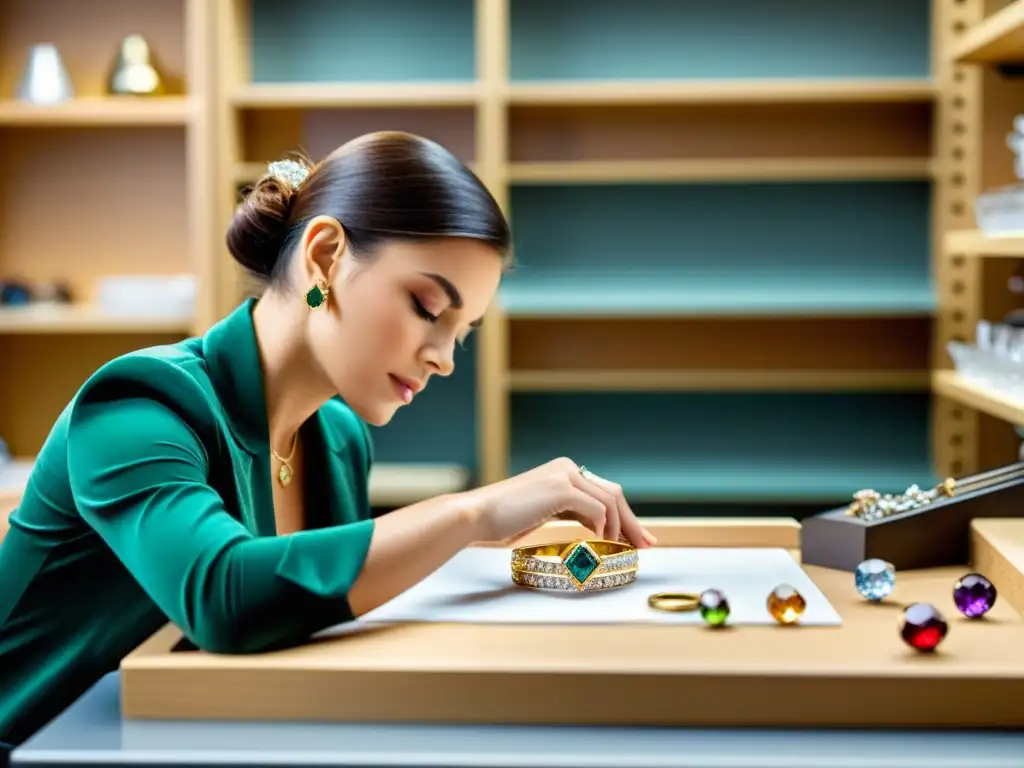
934 370 1024 425
944 229 1024 256
933 0 1024 476
951 0 1024 64
0 0 217 472
10 0 1004 516
208 0 945 510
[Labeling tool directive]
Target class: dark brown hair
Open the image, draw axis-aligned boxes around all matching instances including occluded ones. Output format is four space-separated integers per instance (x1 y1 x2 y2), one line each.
226 131 511 282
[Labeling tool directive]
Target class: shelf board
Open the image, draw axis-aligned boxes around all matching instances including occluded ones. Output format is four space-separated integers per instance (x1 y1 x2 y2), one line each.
951 0 1024 64
231 82 481 108
508 370 930 393
508 158 935 184
368 463 471 507
498 282 936 318
0 97 193 126
233 160 478 185
944 229 1024 257
506 78 937 106
933 371 1024 426
0 305 195 334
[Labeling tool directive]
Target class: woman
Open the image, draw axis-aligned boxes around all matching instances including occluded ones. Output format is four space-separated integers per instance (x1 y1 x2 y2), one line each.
0 131 655 750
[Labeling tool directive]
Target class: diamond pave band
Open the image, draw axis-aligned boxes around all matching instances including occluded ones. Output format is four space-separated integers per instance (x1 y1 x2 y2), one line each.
511 539 638 592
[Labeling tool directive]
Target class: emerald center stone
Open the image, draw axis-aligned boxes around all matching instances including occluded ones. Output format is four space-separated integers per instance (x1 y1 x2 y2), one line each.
306 284 325 308
563 543 600 585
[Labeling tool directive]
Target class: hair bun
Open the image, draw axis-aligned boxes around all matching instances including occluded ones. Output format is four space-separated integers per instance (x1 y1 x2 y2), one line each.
225 175 299 278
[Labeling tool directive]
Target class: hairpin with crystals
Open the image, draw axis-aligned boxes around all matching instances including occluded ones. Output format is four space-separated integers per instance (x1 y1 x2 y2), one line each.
266 159 310 190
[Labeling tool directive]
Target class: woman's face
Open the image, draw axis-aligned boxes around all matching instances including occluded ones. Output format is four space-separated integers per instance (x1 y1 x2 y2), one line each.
304 224 503 426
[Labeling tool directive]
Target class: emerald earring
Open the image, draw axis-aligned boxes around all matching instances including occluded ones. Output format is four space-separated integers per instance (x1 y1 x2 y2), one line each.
305 279 329 309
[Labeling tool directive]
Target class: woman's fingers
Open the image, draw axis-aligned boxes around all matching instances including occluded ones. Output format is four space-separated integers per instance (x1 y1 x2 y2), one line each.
563 486 608 539
571 470 620 542
578 469 656 548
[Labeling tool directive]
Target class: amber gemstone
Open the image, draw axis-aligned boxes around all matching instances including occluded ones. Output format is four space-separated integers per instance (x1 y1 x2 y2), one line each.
767 584 806 625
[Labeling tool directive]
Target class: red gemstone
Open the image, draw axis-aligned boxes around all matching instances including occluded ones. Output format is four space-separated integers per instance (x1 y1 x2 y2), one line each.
900 603 948 652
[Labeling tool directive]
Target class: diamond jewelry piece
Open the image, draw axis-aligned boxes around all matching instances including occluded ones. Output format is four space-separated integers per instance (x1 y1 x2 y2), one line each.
511 539 638 592
845 477 956 521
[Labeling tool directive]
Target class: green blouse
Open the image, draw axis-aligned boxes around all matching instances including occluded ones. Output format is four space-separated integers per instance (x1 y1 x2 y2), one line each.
0 299 377 746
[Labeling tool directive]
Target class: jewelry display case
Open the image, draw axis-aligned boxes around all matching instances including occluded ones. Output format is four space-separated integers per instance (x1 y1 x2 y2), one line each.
801 462 1024 571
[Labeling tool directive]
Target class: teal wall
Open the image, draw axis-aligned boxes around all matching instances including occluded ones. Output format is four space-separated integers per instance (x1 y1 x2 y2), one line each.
511 392 933 502
250 0 930 83
502 181 933 316
509 0 931 80
250 0 476 83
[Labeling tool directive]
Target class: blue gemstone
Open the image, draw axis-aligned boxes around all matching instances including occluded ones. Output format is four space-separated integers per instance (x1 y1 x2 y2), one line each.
563 543 600 585
854 558 896 601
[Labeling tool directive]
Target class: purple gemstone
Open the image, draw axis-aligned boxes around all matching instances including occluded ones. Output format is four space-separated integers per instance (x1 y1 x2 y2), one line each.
953 573 997 618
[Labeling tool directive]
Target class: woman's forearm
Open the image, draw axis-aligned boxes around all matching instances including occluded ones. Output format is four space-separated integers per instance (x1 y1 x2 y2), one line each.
346 492 483 616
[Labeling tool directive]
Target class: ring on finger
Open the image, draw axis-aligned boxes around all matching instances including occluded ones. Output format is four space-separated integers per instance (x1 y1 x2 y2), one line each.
579 464 597 481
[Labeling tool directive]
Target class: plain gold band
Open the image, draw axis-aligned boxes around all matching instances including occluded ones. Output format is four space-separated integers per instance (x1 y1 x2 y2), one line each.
647 591 701 612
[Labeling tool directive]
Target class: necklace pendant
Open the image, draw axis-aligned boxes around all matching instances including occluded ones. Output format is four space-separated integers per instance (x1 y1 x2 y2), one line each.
277 464 292 487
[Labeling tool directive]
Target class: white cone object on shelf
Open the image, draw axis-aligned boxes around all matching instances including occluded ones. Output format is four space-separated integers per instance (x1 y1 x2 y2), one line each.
16 43 75 104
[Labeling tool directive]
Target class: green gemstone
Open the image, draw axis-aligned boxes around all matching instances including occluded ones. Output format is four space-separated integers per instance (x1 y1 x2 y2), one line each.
699 588 730 627
563 543 600 585
306 284 325 308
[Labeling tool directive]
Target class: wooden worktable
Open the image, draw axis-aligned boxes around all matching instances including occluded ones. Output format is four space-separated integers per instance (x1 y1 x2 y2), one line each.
120 517 1024 729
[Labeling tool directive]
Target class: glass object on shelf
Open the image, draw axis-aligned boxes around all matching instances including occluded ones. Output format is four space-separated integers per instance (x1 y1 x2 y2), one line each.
106 35 167 96
16 44 74 104
948 319 1024 395
95 274 195 317
974 115 1024 236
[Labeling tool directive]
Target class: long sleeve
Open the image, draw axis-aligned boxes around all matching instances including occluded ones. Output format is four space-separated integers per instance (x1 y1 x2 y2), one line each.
66 395 375 655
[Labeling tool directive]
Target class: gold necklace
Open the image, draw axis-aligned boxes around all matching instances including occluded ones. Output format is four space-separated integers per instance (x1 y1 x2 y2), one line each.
270 433 298 488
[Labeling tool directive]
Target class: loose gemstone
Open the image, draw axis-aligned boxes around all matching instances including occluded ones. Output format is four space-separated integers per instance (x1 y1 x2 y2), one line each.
854 558 896 601
306 284 325 308
953 573 997 618
699 588 730 627
767 584 806 624
899 603 948 652
563 543 600 586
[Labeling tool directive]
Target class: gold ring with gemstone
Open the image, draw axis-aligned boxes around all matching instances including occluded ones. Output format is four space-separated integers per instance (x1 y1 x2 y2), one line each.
511 539 638 592
647 592 701 612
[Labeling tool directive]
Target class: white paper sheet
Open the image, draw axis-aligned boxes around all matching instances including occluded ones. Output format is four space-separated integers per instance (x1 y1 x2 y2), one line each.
334 547 841 629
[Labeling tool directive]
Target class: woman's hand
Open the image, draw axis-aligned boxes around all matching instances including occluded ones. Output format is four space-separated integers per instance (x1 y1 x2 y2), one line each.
459 457 658 548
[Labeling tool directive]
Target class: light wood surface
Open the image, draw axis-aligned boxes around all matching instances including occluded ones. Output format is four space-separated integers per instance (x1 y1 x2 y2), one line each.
951 0 1024 64
944 229 1024 257
933 370 1024 427
120 517 1024 729
971 517 1024 615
